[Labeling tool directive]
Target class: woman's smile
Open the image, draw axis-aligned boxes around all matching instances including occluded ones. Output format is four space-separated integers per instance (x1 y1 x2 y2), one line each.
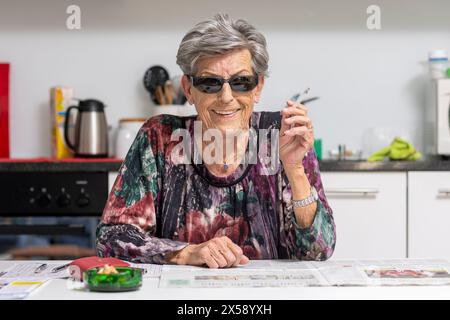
211 107 242 120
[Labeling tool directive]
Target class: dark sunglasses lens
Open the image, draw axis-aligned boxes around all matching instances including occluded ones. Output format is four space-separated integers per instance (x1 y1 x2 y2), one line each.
229 76 258 92
193 77 223 93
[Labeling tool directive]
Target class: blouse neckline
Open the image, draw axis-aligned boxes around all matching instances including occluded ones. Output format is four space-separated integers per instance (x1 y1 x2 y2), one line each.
184 113 259 188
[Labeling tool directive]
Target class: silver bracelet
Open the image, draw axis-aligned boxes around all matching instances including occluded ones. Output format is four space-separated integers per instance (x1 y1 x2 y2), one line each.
292 186 318 209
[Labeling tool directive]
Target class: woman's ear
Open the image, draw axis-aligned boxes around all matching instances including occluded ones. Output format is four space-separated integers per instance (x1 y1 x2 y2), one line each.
181 75 194 105
253 75 265 103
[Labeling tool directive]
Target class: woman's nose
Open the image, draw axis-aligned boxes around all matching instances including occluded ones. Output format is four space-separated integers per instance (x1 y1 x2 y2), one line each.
219 83 234 104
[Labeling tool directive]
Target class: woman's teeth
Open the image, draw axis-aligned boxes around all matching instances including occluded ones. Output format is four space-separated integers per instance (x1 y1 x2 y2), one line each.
213 109 241 116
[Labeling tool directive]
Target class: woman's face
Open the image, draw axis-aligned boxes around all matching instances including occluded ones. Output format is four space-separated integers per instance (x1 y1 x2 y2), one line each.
181 49 264 132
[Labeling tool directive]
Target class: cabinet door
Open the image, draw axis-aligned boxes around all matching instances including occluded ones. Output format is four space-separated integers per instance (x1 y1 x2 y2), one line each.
320 172 407 259
408 171 450 259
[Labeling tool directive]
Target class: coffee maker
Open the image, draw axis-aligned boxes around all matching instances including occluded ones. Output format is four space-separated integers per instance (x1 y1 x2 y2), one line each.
424 79 450 157
64 99 109 157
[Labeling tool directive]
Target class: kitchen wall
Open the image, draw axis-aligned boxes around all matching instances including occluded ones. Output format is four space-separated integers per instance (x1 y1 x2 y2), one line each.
1 0 450 158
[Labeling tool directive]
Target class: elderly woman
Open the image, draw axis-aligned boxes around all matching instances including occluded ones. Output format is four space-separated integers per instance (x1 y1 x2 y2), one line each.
97 14 336 268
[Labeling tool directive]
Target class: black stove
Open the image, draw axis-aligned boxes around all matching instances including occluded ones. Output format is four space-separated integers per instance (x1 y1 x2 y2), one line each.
0 172 108 216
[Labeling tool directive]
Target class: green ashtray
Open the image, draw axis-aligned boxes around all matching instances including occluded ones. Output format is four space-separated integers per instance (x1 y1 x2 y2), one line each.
84 267 143 292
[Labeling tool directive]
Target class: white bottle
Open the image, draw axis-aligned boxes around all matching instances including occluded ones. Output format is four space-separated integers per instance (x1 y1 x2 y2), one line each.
428 49 449 80
115 118 146 159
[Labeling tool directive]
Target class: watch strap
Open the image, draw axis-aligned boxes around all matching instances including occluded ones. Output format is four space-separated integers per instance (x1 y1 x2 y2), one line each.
292 186 318 209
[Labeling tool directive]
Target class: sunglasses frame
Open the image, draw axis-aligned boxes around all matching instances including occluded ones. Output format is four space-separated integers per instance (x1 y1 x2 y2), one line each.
187 73 259 94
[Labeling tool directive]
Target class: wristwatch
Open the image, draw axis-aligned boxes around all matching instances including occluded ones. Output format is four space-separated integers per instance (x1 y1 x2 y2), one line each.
292 186 318 209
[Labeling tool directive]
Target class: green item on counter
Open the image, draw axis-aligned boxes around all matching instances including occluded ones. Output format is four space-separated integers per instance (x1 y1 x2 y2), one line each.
84 267 142 292
314 139 322 160
368 137 421 162
447 68 450 78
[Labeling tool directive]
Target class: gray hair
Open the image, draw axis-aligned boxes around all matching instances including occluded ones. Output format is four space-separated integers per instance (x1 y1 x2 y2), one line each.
176 13 269 77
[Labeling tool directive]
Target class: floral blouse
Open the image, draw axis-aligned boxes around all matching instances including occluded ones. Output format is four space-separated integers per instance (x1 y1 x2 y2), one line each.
96 111 336 264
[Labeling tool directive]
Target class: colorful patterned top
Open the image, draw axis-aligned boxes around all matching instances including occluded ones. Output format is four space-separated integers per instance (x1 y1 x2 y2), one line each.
97 111 336 264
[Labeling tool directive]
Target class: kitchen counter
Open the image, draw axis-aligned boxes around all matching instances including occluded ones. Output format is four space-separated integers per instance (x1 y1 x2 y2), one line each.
1 157 450 172
318 158 450 172
0 157 122 172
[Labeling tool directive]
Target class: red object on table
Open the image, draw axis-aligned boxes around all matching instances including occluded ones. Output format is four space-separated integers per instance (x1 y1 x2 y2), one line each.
69 256 130 280
0 63 9 158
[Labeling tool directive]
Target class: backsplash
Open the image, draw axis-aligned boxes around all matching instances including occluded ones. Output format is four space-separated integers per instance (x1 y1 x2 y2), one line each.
1 0 450 158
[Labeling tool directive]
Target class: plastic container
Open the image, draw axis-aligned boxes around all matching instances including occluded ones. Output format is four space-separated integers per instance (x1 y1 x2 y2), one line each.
115 118 146 159
314 139 322 160
428 49 449 80
84 267 142 292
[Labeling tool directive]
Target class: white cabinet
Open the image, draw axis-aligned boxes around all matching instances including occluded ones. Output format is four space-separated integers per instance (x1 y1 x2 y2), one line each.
320 172 407 259
408 171 450 259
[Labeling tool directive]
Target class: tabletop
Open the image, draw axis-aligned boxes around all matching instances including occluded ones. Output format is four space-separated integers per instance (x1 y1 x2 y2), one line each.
1 259 450 300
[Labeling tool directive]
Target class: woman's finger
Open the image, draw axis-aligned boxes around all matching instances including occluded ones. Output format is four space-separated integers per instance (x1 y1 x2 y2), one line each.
284 115 311 127
239 255 250 265
282 107 307 119
280 106 306 136
224 241 245 267
203 252 219 269
284 103 308 115
284 126 309 136
215 240 237 267
208 244 228 268
287 100 307 111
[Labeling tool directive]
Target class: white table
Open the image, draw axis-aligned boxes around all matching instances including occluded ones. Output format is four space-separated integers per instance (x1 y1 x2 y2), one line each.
1 260 450 300
27 278 450 300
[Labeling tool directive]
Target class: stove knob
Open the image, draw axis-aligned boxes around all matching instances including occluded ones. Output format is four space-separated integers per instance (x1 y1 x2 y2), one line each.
36 192 52 207
77 193 90 207
56 192 71 207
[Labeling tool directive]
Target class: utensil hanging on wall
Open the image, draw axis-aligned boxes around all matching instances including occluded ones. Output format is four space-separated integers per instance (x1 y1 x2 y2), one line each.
143 65 170 105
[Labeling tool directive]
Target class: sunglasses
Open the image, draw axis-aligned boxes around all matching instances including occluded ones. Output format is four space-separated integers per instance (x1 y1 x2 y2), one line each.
188 74 259 94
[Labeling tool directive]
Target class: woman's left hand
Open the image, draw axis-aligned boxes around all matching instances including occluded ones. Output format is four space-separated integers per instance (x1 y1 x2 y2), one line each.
279 100 314 173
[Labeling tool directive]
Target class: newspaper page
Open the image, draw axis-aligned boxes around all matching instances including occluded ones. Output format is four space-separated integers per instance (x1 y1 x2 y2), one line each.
129 263 163 278
160 259 450 288
0 262 70 280
357 259 450 286
160 260 328 288
312 259 450 286
0 279 46 300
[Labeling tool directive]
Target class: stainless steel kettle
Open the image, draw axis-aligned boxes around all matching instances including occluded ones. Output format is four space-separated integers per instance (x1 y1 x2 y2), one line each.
64 99 109 157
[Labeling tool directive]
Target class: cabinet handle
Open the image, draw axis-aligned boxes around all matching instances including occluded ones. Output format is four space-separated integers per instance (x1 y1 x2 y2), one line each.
438 189 450 197
325 188 379 197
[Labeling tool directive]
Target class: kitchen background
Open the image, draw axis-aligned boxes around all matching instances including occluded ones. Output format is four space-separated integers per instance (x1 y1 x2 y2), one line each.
1 0 450 159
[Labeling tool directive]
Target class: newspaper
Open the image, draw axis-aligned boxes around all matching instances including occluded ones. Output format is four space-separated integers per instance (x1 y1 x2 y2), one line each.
129 263 163 278
0 262 70 280
160 259 450 288
0 262 162 280
0 279 46 300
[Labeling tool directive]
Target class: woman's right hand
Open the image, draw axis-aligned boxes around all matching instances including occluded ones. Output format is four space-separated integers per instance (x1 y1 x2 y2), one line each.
168 236 249 268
